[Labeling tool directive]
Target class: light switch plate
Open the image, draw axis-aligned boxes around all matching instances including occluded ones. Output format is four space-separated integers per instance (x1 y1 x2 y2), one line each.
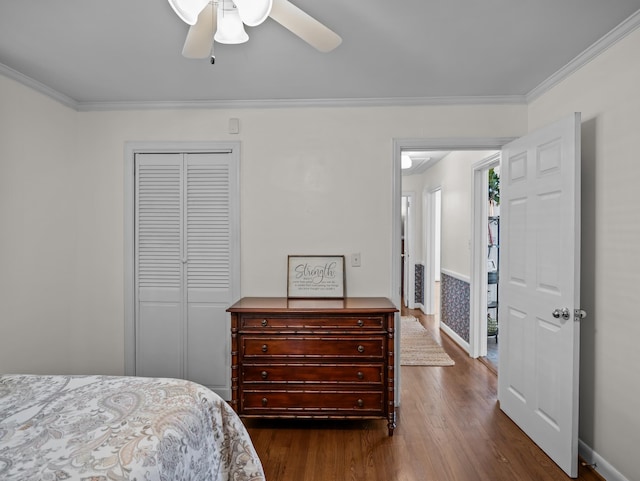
229 118 239 134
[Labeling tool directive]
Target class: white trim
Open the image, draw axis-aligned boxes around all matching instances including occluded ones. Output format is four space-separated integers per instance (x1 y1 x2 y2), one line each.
0 65 527 110
470 153 501 358
397 138 516 151
0 63 78 110
423 187 441 315
440 268 470 284
123 140 241 378
402 191 416 309
75 96 526 111
391 143 402 408
441 323 470 354
527 9 640 102
579 439 631 481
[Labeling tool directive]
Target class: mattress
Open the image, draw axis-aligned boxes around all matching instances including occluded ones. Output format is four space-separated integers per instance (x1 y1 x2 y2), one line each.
0 374 265 481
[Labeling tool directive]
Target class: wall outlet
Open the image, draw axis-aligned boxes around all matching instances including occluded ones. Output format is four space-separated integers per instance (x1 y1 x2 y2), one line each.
352 253 361 267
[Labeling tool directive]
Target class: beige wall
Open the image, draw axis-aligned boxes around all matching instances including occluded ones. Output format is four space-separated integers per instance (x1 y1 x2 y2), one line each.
0 76 79 373
529 27 640 481
0 92 526 376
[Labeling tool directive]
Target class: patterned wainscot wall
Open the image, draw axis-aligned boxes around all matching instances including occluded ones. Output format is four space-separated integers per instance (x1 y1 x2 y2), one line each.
414 264 424 305
440 272 470 342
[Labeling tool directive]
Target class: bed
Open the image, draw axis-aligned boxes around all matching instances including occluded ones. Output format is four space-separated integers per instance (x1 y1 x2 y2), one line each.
0 374 266 481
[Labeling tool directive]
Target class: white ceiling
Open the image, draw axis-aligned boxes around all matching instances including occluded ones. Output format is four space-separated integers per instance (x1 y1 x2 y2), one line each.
401 151 450 176
1 1 639 109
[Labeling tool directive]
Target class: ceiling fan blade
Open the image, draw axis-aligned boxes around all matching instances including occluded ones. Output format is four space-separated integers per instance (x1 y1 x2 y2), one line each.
269 0 341 52
182 2 217 58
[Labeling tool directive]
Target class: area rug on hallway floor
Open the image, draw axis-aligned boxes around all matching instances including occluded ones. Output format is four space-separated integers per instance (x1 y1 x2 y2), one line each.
400 316 455 366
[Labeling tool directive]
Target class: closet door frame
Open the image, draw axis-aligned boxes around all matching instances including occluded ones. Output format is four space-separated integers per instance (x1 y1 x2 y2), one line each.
123 141 241 379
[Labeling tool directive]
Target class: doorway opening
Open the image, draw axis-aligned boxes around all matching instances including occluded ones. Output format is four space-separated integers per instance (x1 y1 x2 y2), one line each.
396 145 501 351
470 152 501 365
391 138 514 405
401 193 414 308
486 165 500 370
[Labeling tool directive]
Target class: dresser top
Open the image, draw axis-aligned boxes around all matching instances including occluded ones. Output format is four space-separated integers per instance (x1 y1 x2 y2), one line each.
227 297 398 314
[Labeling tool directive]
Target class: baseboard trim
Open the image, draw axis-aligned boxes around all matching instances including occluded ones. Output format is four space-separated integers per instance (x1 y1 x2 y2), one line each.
579 439 630 481
440 323 470 354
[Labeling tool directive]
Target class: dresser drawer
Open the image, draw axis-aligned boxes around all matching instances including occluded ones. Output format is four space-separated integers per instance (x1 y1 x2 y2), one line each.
242 389 385 415
242 336 385 359
240 315 384 331
242 363 384 385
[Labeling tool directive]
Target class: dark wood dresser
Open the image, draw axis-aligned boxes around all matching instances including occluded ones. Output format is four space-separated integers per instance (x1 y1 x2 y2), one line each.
227 297 398 435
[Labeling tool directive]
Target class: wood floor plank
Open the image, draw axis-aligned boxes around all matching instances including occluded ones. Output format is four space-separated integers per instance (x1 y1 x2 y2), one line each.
243 307 603 481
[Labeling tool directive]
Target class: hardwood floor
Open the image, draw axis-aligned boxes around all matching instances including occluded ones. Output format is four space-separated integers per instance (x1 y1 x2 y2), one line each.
244 307 602 481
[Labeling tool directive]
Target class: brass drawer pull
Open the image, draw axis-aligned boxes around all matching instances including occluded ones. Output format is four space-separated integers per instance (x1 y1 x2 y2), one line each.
261 344 268 352
261 319 268 327
357 319 364 327
357 371 364 380
261 371 268 379
262 397 268 406
357 345 365 353
357 399 364 408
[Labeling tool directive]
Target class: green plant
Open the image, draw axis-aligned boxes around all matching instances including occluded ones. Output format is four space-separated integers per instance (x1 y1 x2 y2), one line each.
488 168 500 205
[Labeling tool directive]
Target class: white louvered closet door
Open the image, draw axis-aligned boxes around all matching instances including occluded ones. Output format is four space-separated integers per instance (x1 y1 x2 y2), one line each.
135 151 238 398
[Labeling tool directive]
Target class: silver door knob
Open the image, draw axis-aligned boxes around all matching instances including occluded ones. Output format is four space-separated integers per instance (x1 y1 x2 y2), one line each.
552 308 571 320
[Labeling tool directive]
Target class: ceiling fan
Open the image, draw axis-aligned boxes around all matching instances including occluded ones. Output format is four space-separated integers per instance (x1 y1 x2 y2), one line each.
168 0 342 62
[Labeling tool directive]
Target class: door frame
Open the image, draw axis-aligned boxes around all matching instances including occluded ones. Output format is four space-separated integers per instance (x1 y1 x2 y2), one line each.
401 192 415 309
469 152 501 358
423 186 441 315
392 137 514 403
123 141 241 377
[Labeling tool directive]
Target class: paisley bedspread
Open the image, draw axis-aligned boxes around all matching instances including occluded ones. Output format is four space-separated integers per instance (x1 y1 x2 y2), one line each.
0 375 265 481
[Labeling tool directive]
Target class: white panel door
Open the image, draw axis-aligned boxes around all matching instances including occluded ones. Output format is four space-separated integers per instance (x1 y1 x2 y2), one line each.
135 151 238 399
498 113 581 477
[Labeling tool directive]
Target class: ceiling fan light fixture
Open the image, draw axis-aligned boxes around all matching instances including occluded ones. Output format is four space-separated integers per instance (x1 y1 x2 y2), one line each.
401 154 412 170
182 2 217 58
233 0 273 27
214 2 249 44
168 0 210 25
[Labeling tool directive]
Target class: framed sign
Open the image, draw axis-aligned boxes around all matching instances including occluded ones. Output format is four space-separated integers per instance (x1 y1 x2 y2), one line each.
287 255 346 299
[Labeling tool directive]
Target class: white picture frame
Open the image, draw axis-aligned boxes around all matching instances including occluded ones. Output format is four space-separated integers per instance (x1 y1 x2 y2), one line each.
287 255 346 299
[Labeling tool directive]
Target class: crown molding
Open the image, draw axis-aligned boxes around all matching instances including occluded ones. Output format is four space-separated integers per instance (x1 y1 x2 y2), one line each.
527 9 640 102
0 63 78 110
0 64 524 112
75 95 525 112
